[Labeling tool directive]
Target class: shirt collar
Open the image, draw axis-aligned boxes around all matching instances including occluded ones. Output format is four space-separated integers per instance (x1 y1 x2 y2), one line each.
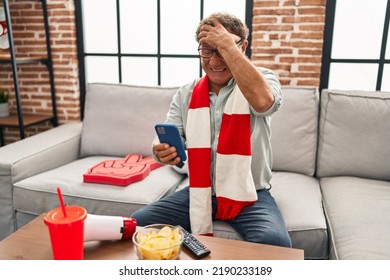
209 77 236 95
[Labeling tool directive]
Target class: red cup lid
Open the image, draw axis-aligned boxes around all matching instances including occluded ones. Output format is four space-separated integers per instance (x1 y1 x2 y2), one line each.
44 206 87 225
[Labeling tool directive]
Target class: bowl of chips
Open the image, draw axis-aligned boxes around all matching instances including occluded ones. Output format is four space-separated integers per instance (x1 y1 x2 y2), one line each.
132 224 183 260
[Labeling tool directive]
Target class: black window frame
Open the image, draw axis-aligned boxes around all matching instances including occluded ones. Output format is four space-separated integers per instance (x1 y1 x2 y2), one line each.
320 0 390 92
75 0 254 119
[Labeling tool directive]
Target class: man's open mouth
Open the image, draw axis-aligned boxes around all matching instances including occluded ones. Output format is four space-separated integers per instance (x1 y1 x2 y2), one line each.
210 68 227 72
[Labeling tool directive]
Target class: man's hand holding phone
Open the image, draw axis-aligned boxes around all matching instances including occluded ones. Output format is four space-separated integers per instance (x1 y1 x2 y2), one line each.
154 124 187 168
152 143 182 166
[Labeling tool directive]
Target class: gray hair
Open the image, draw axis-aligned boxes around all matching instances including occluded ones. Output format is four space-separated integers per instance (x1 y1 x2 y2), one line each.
195 12 249 43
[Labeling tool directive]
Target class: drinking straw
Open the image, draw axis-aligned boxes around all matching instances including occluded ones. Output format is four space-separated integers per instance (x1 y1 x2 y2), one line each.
56 187 67 218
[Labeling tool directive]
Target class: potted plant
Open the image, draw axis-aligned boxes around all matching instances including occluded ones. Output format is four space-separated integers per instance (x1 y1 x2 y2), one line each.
0 89 10 117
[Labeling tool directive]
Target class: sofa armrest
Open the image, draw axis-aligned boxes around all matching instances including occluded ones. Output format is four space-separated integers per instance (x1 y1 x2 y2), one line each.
0 122 82 240
0 122 83 182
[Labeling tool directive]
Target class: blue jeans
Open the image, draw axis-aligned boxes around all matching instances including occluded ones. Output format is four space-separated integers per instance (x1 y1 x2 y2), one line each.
131 187 292 248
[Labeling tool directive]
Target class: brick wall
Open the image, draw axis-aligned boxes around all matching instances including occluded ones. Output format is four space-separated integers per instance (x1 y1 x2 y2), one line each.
0 0 327 145
252 0 326 86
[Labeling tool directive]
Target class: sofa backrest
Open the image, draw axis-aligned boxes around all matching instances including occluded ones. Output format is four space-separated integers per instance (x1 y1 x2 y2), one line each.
80 83 179 157
317 89 390 181
271 86 319 176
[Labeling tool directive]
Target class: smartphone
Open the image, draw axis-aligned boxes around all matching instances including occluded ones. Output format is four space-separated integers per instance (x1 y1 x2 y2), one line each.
155 123 187 167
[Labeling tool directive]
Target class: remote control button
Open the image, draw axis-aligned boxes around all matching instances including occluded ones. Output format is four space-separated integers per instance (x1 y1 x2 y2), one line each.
178 226 211 259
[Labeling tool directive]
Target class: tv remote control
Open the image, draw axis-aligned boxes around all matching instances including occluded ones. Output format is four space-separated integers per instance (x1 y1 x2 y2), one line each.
179 226 211 259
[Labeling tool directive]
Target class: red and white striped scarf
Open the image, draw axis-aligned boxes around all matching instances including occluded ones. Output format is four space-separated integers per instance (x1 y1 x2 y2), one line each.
186 76 257 235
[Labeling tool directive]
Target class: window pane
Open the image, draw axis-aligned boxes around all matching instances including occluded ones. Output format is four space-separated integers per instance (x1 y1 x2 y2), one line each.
120 0 157 54
328 63 378 91
161 58 200 87
204 0 246 22
83 0 118 53
381 64 390 92
160 0 200 54
332 0 387 59
86 56 119 83
122 57 158 86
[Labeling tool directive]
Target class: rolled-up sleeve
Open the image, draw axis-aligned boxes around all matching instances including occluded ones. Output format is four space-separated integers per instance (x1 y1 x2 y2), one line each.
250 67 282 117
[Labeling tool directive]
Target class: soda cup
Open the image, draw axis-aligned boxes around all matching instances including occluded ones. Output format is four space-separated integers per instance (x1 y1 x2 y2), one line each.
44 205 87 260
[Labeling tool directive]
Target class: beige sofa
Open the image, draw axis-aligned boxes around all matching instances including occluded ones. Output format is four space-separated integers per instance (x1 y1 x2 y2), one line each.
1 83 389 260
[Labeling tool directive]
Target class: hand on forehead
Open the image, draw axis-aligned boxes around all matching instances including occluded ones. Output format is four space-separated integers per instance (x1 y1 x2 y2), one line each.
199 18 241 47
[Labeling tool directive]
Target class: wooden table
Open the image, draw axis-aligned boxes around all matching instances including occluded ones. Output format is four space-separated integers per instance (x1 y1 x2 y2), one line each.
0 214 304 260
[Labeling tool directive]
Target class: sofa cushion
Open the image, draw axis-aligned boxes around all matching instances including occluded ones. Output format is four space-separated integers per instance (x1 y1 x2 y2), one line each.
271 86 319 176
13 156 184 220
270 172 328 259
213 220 243 240
317 89 390 180
320 176 390 259
80 83 179 157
